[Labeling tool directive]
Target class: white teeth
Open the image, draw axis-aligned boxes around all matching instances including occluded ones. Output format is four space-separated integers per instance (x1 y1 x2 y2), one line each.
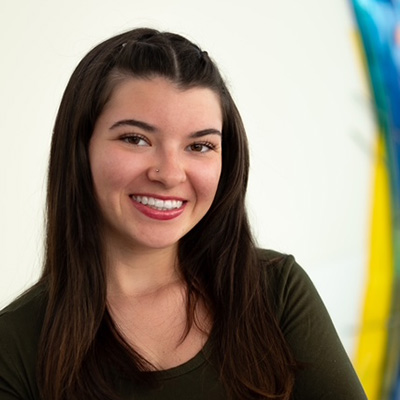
133 196 183 211
155 199 163 208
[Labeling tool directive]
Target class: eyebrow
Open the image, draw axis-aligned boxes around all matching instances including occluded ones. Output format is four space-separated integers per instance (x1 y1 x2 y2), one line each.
110 119 222 137
110 119 156 132
190 128 222 138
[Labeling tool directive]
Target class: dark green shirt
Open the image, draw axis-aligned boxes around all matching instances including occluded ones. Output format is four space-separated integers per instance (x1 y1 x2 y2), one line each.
0 251 367 399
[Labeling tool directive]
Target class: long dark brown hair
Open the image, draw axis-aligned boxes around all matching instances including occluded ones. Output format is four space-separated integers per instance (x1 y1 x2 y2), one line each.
38 28 297 399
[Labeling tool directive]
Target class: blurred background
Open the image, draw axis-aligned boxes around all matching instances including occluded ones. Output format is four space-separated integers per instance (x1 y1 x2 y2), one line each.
1 0 396 398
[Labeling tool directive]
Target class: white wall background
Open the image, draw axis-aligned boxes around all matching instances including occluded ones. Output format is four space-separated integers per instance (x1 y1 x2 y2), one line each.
0 0 375 358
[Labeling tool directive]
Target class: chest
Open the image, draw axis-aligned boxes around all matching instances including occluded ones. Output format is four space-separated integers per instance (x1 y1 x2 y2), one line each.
108 288 210 370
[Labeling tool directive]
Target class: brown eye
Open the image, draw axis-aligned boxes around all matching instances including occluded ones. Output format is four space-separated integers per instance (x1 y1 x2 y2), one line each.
187 142 215 153
190 144 205 152
121 135 149 146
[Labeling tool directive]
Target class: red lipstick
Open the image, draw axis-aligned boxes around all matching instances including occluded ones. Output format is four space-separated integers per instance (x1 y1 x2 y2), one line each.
130 196 186 220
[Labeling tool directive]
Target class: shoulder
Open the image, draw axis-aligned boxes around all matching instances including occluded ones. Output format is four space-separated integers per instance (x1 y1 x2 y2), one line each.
0 283 47 316
256 248 313 318
0 283 47 338
256 248 367 399
256 247 304 276
256 247 332 337
256 247 300 279
0 284 47 399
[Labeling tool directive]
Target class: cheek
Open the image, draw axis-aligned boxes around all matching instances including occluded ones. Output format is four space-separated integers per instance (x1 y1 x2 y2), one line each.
193 161 222 204
90 151 135 197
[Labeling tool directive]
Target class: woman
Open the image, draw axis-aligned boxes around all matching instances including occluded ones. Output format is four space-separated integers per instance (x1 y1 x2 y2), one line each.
0 28 366 399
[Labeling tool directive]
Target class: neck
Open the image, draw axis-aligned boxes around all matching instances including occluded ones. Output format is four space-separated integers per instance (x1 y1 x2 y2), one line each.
106 243 182 298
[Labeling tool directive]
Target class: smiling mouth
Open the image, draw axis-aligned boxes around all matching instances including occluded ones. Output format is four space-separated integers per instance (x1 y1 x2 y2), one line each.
131 195 184 211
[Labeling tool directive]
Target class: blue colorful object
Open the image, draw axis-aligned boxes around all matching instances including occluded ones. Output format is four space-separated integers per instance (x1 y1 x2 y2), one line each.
350 1 400 399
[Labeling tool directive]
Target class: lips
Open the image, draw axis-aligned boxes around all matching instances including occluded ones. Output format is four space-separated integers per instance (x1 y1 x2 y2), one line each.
130 195 186 220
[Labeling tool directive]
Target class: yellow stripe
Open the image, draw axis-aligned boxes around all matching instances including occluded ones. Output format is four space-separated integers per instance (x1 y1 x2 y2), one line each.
354 133 393 400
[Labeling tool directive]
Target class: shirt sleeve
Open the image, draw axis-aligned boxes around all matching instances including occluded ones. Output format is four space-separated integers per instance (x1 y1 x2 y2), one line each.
274 254 367 399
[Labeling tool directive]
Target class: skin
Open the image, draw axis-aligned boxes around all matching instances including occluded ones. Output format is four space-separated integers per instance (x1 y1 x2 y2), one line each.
89 77 223 368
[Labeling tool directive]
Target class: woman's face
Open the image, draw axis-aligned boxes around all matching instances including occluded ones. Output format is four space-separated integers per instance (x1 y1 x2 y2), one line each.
89 77 222 254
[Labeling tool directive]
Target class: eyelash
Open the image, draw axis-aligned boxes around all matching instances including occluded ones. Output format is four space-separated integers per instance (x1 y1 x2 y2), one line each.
119 134 218 153
120 134 149 146
187 141 217 153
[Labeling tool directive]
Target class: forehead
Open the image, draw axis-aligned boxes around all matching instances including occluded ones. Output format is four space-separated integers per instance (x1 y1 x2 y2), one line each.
98 77 223 129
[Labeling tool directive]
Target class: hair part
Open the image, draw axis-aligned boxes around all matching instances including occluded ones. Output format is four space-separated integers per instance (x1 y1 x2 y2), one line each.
38 27 297 400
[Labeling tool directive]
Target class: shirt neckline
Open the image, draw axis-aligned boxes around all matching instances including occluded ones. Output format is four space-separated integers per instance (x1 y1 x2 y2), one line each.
141 338 213 380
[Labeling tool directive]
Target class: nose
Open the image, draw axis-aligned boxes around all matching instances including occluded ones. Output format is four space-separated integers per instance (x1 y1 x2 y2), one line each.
147 151 186 188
